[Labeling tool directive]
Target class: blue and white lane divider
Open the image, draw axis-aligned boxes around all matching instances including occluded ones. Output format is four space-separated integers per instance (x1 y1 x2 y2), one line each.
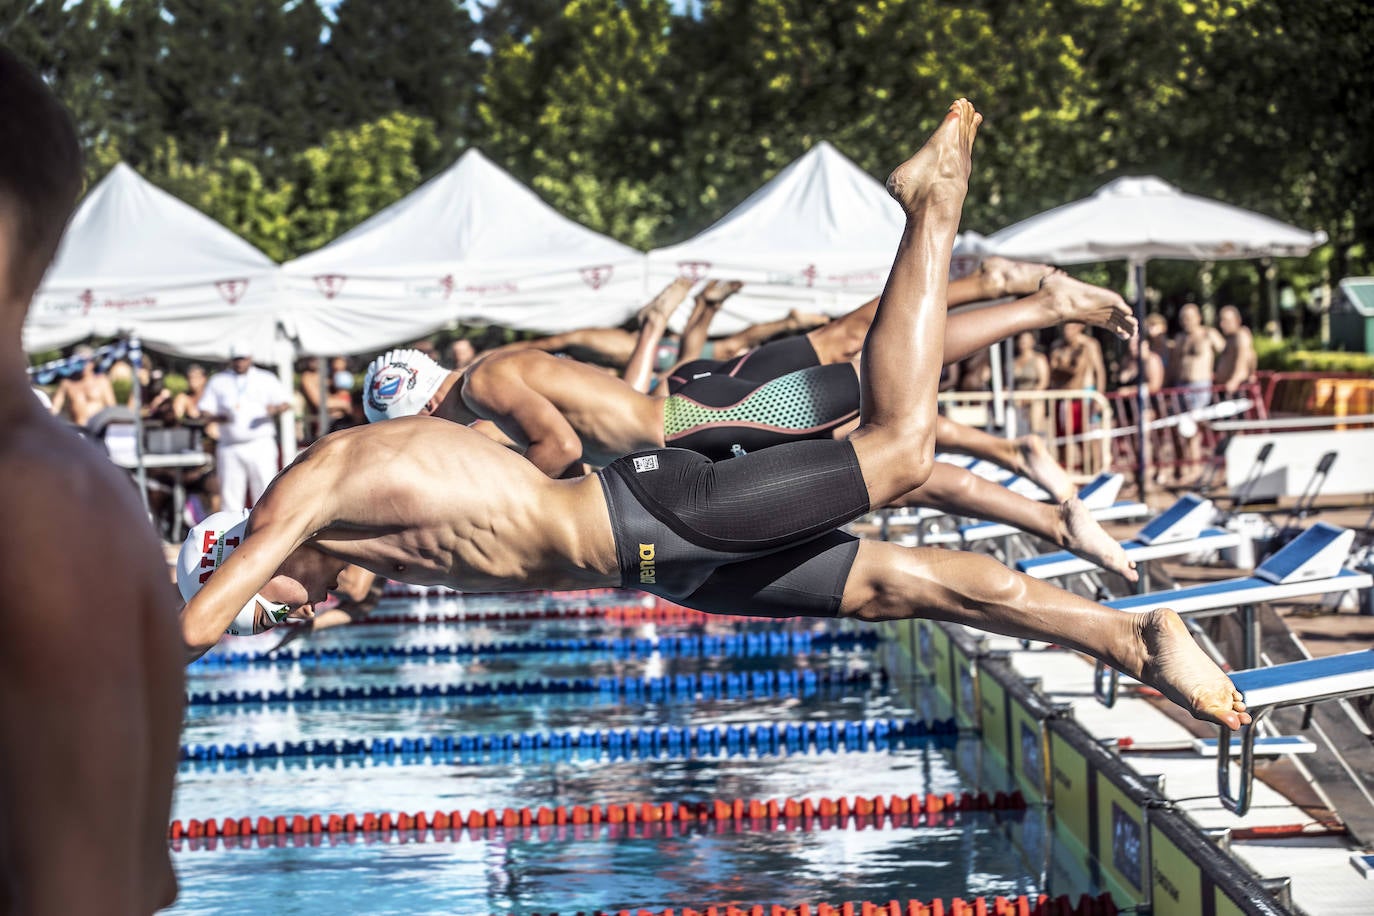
190 631 879 669
180 717 958 766
187 668 881 708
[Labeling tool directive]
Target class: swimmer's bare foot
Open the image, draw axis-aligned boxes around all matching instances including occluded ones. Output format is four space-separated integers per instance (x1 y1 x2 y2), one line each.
699 279 744 307
1059 497 1138 583
1039 273 1137 340
1131 608 1249 729
786 308 831 332
886 99 981 217
981 256 1061 298
1014 434 1074 502
638 277 694 327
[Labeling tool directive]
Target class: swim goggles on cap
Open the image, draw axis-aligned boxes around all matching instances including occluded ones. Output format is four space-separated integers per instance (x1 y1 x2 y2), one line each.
226 593 293 636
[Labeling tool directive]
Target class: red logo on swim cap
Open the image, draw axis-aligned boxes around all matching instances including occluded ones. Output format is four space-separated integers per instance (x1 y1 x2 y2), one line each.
367 362 418 414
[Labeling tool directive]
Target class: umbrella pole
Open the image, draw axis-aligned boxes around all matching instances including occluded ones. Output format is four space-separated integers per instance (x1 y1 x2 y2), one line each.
1131 259 1149 496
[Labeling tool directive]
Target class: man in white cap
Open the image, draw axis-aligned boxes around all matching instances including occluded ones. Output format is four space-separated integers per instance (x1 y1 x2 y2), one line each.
178 103 1247 734
198 343 291 512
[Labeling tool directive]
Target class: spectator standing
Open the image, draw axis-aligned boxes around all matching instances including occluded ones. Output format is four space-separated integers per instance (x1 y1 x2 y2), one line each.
1214 304 1257 396
1169 303 1223 483
1049 321 1106 437
1143 312 1173 380
1169 303 1223 406
1012 330 1050 435
49 343 116 426
197 344 289 511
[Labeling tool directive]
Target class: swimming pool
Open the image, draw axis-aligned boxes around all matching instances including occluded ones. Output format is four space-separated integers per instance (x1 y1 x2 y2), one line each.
167 594 1049 914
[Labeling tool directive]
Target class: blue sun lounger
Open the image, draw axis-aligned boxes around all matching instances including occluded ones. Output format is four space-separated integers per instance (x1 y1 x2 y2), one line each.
1093 523 1373 705
1013 494 1241 587
1219 648 1374 815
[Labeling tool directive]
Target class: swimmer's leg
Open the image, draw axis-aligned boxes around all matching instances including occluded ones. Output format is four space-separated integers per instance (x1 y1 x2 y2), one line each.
848 99 980 507
838 539 1248 729
890 463 1137 582
934 415 1075 503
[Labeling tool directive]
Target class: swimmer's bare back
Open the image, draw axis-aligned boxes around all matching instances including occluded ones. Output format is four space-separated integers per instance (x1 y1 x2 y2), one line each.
179 417 622 652
0 397 182 912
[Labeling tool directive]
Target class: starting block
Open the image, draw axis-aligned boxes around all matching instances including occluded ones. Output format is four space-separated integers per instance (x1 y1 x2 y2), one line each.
1219 648 1374 815
1191 734 1315 758
1094 524 1373 706
1015 494 1240 585
959 480 1148 547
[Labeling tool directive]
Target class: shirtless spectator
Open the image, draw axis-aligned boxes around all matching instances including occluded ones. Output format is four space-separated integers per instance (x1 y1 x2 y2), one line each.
1144 312 1172 380
0 46 181 913
1214 305 1257 396
1117 334 1164 396
1047 320 1107 465
49 343 116 426
1170 303 1224 481
1171 303 1223 407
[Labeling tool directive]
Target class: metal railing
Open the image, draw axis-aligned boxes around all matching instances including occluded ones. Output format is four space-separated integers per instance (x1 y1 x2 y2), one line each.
937 389 1113 481
1101 380 1267 482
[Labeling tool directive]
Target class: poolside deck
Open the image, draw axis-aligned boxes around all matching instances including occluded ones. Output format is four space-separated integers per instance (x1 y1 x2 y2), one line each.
967 493 1374 915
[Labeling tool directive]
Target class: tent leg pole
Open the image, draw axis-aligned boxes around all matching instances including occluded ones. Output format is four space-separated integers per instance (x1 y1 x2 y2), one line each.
1132 260 1149 497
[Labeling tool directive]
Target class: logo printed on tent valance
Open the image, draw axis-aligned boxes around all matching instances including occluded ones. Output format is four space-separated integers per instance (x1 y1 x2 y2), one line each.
314 275 347 299
580 265 614 290
677 261 712 280
215 279 249 305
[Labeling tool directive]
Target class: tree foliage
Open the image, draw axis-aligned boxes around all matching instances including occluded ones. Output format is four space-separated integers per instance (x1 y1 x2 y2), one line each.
2 0 1369 298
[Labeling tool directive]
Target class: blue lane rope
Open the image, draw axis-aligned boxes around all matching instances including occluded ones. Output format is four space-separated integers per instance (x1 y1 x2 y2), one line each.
179 717 958 767
189 631 879 670
186 668 882 708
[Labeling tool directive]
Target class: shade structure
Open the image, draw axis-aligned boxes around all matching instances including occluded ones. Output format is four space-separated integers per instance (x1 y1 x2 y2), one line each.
647 142 912 334
279 149 647 355
986 176 1327 265
24 163 282 359
987 175 1328 490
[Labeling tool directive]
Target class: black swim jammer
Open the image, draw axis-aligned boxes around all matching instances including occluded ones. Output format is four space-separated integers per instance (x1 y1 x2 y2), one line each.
595 439 869 618
666 335 821 392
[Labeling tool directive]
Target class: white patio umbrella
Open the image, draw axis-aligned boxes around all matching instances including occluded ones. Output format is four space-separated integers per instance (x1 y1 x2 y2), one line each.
986 176 1328 485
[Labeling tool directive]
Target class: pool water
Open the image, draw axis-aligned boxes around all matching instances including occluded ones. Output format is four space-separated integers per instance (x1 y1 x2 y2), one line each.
167 595 1044 914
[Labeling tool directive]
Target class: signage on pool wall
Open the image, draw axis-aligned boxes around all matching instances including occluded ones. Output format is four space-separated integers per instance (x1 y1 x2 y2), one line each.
1020 720 1046 799
953 645 979 730
1096 774 1149 906
1110 801 1144 892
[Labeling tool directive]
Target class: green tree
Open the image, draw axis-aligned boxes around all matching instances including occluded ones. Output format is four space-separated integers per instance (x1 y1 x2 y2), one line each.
284 112 443 256
324 0 483 151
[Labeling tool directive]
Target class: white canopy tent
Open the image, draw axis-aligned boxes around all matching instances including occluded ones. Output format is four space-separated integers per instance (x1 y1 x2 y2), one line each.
986 176 1327 266
646 141 910 334
24 163 283 360
279 149 647 355
986 175 1328 483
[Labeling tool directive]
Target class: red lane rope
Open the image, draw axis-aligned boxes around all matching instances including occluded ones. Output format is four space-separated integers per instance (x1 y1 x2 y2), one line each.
582 895 1118 916
350 596 767 628
170 790 1027 846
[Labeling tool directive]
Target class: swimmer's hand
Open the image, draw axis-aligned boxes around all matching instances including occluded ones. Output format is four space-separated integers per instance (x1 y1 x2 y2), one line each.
267 620 312 655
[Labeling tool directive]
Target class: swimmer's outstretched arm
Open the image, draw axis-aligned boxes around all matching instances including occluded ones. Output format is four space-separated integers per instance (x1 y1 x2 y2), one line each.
462 369 583 477
179 478 327 660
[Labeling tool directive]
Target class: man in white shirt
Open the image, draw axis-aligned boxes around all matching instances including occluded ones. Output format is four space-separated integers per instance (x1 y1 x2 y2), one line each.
198 344 290 511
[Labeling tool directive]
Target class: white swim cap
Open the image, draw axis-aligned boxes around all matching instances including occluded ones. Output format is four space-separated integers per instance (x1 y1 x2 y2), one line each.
177 509 289 636
362 348 450 423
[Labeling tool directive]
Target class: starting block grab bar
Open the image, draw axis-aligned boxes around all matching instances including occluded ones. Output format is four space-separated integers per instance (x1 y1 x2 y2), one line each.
1220 649 1374 815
